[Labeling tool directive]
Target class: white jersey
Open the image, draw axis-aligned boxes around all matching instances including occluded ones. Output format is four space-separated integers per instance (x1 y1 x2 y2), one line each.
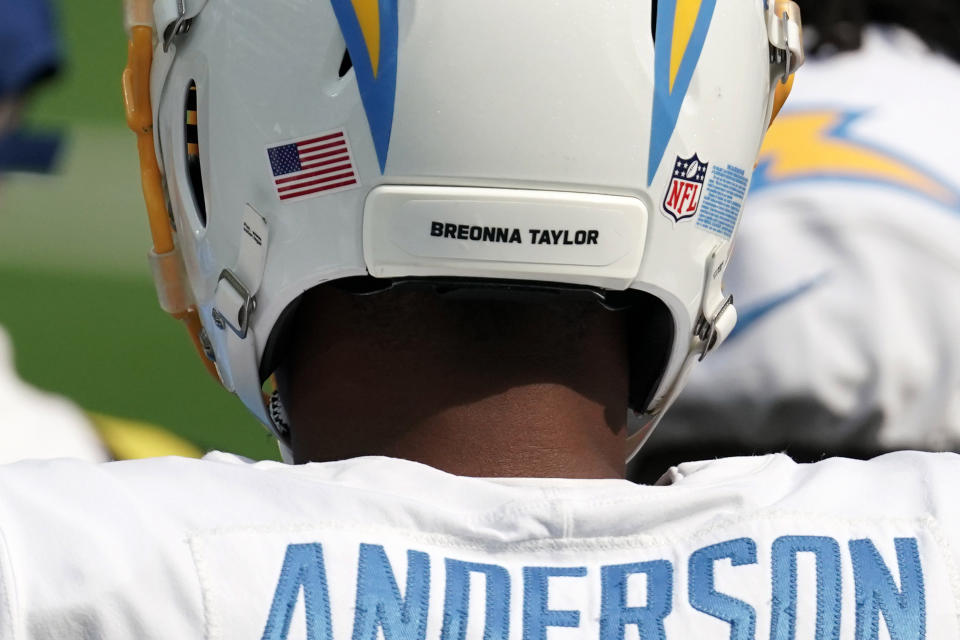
1 451 959 639
0 327 107 463
661 27 960 453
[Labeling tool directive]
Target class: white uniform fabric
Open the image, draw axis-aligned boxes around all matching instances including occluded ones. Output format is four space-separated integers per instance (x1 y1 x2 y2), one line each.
0 451 957 639
0 326 108 463
661 28 960 452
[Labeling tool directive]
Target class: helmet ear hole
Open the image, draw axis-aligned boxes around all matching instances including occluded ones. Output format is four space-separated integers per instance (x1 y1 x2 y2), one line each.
338 48 353 78
651 0 658 42
184 81 208 228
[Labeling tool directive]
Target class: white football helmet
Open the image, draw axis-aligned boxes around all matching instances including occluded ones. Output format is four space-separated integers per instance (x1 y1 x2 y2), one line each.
123 0 803 460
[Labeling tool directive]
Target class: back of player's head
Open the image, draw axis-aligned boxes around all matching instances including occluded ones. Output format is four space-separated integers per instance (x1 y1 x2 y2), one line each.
122 0 803 460
802 0 960 61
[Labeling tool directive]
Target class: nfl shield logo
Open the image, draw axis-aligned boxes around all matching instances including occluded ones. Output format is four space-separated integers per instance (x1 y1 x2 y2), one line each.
662 154 708 221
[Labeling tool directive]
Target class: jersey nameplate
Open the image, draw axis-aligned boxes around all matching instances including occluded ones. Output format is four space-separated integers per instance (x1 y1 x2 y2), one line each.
189 518 955 640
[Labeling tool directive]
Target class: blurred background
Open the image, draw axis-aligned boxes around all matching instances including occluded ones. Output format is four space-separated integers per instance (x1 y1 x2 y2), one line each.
0 0 277 459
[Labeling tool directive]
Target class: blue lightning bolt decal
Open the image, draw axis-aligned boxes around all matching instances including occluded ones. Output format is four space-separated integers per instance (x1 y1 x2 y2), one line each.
330 0 399 173
648 0 717 186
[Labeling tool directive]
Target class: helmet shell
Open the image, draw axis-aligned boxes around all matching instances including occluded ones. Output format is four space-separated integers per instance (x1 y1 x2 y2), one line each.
150 0 784 439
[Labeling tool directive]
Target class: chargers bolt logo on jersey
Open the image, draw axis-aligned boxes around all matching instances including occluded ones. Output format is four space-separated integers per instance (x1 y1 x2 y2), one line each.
754 109 960 211
663 154 708 221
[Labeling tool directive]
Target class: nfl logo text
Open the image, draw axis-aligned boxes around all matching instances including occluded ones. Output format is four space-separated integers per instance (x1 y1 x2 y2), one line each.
662 154 708 222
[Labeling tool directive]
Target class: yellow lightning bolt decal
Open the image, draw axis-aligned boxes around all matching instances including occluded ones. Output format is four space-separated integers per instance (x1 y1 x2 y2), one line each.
670 0 703 92
351 0 381 77
757 110 959 207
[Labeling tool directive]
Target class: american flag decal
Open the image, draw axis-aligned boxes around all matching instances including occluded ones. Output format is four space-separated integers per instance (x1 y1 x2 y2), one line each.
266 130 359 201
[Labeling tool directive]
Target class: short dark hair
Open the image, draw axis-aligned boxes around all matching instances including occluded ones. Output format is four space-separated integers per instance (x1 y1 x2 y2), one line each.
801 0 960 62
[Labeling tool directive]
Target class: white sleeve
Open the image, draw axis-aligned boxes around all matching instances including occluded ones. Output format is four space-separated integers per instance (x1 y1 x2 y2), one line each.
0 458 206 639
0 328 109 464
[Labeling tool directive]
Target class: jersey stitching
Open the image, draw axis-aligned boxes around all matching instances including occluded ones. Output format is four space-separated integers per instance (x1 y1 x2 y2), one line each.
920 515 960 633
248 455 783 520
188 534 218 639
186 510 946 555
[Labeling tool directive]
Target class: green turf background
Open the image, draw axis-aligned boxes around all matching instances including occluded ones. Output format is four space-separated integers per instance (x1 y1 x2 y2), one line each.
1 1 278 459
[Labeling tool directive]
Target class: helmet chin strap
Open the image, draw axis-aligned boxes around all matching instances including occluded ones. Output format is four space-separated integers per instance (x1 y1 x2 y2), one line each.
767 1 804 127
123 0 286 453
210 205 277 432
123 3 220 383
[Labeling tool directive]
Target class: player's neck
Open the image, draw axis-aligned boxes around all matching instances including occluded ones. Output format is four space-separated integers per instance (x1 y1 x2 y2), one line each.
290 381 628 479
278 287 630 479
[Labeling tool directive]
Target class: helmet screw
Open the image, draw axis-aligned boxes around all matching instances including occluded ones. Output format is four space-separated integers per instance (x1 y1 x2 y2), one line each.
199 328 217 362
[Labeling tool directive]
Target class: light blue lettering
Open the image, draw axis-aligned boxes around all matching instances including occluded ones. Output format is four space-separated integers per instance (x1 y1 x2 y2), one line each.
599 560 672 640
689 537 757 640
522 566 586 640
850 537 925 640
261 543 333 640
770 535 841 640
441 559 511 640
352 543 430 640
